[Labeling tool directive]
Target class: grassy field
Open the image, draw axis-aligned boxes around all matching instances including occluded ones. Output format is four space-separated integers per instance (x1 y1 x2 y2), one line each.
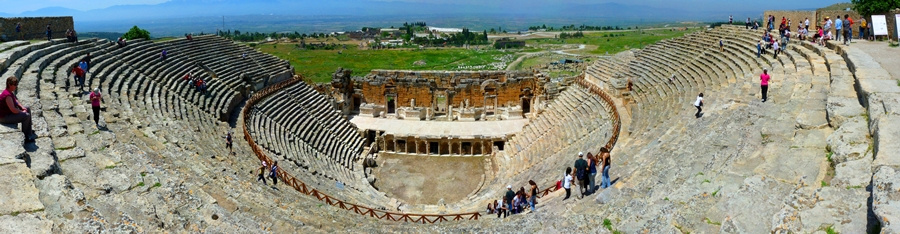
527 27 703 55
258 44 512 83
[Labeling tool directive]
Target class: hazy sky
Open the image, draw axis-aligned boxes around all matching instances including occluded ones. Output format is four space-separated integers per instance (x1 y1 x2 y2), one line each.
1 0 847 14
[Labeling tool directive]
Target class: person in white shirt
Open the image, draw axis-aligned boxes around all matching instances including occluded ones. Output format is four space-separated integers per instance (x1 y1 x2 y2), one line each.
694 93 704 118
563 167 573 200
804 18 810 31
772 40 781 58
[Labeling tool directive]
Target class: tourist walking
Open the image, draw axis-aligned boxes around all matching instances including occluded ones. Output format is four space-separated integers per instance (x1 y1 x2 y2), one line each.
587 152 598 193
756 40 762 58
46 24 51 41
224 131 233 155
563 167 573 200
79 59 89 83
745 18 751 29
89 88 102 126
760 68 770 102
71 64 85 90
528 180 538 212
600 147 612 189
694 93 703 118
270 161 279 186
0 76 35 141
160 49 168 62
772 40 780 58
257 160 268 185
504 185 515 214
574 152 589 198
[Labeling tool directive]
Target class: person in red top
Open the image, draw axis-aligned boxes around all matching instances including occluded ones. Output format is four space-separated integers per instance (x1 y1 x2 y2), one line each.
0 76 35 141
89 88 103 126
182 72 192 82
760 68 771 102
71 65 85 90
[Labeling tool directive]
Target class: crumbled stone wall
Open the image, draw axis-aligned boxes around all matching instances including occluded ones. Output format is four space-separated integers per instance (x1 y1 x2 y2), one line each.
355 70 543 108
0 17 74 41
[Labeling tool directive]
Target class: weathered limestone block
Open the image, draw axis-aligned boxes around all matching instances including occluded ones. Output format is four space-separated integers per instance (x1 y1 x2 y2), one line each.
0 162 44 214
832 152 873 188
35 174 86 220
26 137 59 179
826 117 870 163
873 115 900 167
873 166 900 232
826 96 865 128
0 213 52 233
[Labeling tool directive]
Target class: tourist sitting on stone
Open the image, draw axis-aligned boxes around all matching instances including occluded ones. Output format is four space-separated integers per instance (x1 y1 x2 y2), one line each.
195 78 207 93
160 49 168 62
183 72 192 82
186 33 193 41
497 198 508 218
0 76 36 141
117 37 127 48
815 27 824 46
486 201 495 214
511 192 520 214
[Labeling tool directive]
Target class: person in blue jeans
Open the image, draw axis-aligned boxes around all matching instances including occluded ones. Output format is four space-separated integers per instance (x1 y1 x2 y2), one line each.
599 147 612 189
528 180 538 211
587 152 598 193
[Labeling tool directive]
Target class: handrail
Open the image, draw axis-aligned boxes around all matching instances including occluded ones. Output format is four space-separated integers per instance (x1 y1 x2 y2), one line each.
241 76 481 223
241 74 620 222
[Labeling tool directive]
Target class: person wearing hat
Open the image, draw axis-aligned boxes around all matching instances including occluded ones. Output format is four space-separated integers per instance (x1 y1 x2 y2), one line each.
574 152 589 198
504 185 515 215
89 88 103 126
760 68 771 102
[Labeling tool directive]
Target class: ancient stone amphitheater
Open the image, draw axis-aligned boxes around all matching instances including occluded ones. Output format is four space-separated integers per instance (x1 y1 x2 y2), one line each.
1 25 898 233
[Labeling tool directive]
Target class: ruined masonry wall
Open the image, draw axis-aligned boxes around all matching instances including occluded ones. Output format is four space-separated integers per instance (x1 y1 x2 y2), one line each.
0 17 74 42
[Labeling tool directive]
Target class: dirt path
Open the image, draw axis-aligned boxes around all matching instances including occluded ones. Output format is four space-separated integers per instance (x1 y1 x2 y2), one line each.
851 41 900 79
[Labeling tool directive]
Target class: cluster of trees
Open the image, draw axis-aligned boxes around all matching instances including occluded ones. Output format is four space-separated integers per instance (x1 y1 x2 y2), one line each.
852 0 900 16
528 24 628 31
410 28 489 47
219 30 333 42
123 26 151 40
558 31 585 39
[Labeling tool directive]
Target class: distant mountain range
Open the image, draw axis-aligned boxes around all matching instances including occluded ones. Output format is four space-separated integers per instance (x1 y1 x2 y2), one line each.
0 0 758 36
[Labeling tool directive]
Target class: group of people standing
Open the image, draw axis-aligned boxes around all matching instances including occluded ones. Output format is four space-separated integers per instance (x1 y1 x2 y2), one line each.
562 148 612 200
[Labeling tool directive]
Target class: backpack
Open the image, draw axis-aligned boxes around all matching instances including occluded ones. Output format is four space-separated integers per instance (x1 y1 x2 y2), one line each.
576 167 585 179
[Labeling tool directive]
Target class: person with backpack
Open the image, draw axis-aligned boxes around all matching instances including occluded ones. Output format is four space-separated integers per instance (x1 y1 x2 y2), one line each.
563 167 573 200
270 161 279 187
694 93 704 118
574 152 589 198
504 185 515 215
